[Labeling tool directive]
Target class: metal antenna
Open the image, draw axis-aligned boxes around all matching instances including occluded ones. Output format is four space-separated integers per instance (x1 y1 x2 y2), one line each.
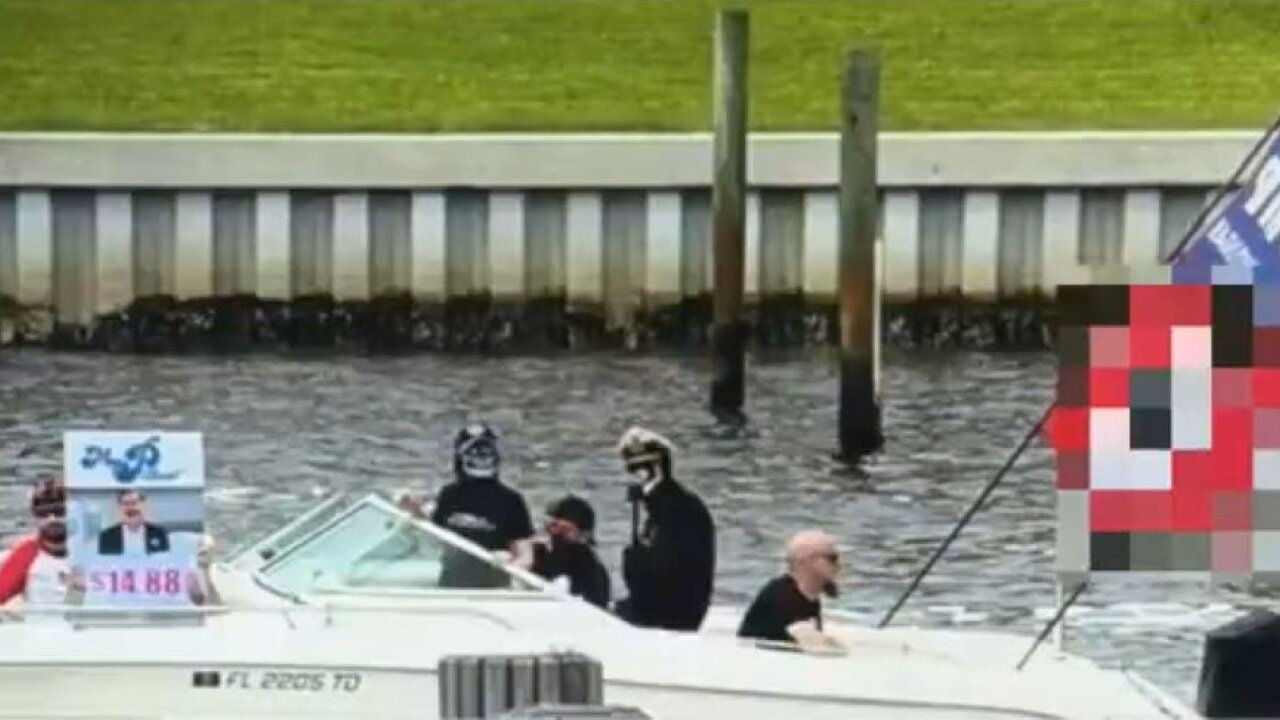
1017 582 1087 671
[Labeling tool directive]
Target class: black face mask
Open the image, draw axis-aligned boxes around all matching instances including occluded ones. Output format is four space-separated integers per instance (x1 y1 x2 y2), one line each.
551 534 592 554
38 520 67 558
540 538 582 578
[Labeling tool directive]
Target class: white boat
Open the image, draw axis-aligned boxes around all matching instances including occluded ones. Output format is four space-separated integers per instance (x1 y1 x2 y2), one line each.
0 491 1200 719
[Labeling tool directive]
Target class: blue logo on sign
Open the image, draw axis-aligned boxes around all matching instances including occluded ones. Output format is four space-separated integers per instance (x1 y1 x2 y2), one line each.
80 436 182 483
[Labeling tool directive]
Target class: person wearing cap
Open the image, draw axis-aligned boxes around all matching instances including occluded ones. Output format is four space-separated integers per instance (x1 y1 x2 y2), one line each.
613 426 716 632
430 422 536 588
737 529 846 653
531 494 611 609
0 475 71 610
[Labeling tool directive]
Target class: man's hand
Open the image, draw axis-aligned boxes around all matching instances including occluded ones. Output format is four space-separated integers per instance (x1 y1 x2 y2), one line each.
393 490 428 520
187 570 206 606
196 534 216 571
62 568 87 608
65 568 86 593
787 621 847 656
510 538 535 571
546 575 572 596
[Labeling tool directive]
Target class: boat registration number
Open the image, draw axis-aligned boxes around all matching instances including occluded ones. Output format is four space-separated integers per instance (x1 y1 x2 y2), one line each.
212 670 364 693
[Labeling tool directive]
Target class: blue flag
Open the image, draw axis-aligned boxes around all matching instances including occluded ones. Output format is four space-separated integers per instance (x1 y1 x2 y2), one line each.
1172 128 1280 285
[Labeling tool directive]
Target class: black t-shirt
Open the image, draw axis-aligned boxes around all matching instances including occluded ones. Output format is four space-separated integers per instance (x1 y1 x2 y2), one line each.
736 575 821 643
430 478 534 551
429 478 535 588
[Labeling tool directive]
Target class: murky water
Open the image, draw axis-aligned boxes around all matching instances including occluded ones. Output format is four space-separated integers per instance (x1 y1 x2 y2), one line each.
0 347 1267 704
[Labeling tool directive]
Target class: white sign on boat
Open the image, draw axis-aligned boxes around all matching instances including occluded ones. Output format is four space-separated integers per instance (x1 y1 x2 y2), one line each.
63 430 208 612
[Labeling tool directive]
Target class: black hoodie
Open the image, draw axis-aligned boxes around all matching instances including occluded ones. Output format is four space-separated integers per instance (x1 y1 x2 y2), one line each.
619 478 716 631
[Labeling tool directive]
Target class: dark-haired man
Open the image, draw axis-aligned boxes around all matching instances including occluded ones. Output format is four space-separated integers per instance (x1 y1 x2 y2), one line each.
98 489 170 556
531 494 611 609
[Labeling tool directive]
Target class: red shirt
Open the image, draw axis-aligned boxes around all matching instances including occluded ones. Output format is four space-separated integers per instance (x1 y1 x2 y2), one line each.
0 535 41 604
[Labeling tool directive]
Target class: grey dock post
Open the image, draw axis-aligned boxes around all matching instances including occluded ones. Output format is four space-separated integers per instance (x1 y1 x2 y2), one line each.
709 9 749 421
837 46 885 459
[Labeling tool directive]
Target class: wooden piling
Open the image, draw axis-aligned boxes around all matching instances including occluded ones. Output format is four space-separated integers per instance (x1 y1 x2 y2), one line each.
837 47 885 459
709 9 749 420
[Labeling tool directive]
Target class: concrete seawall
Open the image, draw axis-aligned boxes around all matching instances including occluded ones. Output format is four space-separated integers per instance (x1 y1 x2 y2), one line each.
0 131 1255 352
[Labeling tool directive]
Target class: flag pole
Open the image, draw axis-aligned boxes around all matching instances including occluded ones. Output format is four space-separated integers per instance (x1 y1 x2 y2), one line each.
1051 579 1065 648
1049 577 1085 649
1017 582 1087 671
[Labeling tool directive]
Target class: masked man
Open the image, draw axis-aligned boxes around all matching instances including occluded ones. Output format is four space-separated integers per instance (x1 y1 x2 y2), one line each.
613 427 716 631
430 423 535 588
0 476 70 611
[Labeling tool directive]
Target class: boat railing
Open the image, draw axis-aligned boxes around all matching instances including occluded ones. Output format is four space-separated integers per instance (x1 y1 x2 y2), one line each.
0 602 520 630
311 584 559 603
744 637 847 657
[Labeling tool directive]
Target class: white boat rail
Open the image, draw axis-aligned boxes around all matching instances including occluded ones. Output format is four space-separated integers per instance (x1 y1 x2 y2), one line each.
310 585 561 603
0 601 521 630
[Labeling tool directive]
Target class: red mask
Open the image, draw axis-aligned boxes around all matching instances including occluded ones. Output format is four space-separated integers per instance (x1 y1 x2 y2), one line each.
545 517 580 541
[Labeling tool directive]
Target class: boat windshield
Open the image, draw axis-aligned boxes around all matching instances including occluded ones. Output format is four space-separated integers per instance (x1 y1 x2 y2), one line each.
250 494 544 597
230 492 355 571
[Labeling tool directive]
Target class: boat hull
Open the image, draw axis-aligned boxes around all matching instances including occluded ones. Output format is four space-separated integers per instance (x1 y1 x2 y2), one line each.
0 661 1163 720
0 491 1200 720
0 604 1196 720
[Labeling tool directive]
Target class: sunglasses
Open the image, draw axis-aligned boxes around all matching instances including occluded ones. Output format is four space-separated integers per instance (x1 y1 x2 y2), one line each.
32 503 64 519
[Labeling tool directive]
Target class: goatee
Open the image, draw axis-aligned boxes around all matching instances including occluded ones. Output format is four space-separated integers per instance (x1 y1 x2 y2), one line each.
822 580 839 598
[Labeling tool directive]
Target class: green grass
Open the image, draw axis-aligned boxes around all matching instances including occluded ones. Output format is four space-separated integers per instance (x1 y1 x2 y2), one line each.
2 0 1280 131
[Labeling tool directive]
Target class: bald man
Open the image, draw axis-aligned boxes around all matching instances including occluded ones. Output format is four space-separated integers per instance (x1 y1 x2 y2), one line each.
737 530 845 652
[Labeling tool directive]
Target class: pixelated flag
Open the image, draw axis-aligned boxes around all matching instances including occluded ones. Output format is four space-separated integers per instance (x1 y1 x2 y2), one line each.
1048 125 1280 585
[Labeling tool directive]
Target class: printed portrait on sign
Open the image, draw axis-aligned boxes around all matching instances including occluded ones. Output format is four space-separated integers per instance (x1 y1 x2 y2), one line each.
63 431 207 609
